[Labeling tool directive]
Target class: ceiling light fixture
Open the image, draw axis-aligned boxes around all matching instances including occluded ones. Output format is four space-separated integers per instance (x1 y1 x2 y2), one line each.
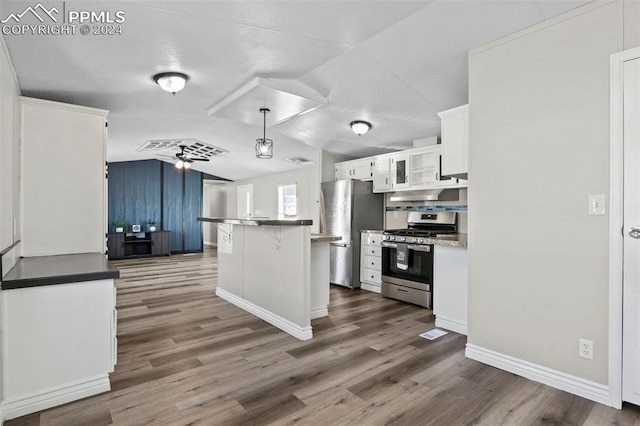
255 108 273 159
153 72 189 95
350 120 372 136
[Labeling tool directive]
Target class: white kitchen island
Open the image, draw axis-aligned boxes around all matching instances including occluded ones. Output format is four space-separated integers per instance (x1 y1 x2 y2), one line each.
197 217 339 340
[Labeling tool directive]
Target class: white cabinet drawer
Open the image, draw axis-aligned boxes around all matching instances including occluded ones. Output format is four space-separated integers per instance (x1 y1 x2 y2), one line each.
361 267 381 284
364 245 380 256
363 255 381 270
367 234 381 246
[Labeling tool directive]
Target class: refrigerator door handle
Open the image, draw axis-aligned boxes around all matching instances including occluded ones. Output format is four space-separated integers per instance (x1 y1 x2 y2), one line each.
331 242 349 247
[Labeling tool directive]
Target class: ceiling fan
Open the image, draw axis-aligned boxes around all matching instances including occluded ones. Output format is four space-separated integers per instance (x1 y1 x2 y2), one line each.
158 145 209 170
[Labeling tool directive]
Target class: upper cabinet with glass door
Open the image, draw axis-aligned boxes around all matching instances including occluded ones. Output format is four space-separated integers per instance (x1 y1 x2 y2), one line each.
390 154 410 190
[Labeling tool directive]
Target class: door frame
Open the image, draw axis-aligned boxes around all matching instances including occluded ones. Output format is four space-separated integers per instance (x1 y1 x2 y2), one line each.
609 46 640 409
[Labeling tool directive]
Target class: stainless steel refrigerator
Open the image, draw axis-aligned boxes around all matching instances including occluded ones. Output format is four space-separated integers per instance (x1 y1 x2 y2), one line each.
321 180 384 289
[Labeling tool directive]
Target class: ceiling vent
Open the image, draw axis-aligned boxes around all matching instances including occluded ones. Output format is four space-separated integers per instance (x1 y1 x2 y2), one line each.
286 156 315 165
137 138 228 159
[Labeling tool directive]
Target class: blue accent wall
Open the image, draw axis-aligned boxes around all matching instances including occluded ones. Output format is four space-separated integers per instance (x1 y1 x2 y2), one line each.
108 160 203 253
184 169 203 251
108 160 161 232
162 162 184 252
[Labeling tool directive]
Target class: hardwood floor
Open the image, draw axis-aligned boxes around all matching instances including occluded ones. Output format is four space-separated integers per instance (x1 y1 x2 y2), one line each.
6 247 640 425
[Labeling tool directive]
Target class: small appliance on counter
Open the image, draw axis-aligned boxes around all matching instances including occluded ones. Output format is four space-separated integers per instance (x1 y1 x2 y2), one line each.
321 180 384 289
381 211 457 308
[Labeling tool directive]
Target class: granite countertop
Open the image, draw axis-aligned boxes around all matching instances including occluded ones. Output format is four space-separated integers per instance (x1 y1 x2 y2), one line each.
361 229 384 234
311 234 341 243
198 217 313 226
2 252 120 290
424 233 468 248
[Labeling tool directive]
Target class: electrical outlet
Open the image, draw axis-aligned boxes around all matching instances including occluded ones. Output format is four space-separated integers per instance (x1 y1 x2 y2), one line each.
579 339 594 360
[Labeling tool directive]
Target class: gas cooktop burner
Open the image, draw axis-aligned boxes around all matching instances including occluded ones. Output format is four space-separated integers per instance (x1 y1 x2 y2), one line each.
382 211 457 244
383 229 452 237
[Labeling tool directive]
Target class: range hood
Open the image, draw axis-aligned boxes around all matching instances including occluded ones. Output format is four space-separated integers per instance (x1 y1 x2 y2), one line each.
389 188 459 202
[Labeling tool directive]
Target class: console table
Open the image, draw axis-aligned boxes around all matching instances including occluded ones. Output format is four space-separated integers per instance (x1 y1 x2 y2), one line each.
107 230 171 259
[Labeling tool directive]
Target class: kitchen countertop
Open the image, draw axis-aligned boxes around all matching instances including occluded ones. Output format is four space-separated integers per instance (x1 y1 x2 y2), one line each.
2 252 120 290
361 229 384 234
198 217 313 226
311 234 341 243
424 233 467 248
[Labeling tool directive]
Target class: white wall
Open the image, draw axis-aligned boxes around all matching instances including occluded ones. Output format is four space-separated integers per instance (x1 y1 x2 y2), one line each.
0 32 20 421
202 182 225 246
468 0 627 386
222 151 322 233
0 35 20 253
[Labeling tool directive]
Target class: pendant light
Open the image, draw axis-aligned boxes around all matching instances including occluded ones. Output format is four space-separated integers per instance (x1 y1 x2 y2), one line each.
255 108 273 159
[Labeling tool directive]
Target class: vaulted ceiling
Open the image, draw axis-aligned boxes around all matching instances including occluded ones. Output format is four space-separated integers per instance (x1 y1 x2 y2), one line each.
2 0 590 181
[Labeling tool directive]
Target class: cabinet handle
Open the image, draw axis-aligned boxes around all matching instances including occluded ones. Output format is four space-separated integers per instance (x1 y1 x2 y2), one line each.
436 172 439 180
371 275 374 279
371 262 374 265
385 178 388 184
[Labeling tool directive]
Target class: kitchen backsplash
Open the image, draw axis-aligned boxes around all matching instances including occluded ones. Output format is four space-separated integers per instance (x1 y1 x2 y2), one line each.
384 188 468 233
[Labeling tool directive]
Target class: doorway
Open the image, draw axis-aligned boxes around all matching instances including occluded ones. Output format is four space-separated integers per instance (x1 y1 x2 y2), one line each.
611 46 640 408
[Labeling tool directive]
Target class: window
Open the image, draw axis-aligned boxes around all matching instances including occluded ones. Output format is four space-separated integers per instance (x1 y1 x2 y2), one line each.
278 184 297 218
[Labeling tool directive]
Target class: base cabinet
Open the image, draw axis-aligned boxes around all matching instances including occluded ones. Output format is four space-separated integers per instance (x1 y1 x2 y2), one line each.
3 279 117 420
360 231 382 293
107 231 171 259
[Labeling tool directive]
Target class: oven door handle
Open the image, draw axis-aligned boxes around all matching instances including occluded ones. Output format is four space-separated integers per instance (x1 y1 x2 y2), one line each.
381 242 431 253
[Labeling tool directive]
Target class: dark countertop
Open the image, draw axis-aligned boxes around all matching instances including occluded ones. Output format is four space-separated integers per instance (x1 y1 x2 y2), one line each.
198 217 313 226
2 253 120 290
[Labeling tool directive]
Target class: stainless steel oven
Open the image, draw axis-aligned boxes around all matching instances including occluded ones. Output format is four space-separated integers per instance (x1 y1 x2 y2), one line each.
381 242 433 308
380 211 457 309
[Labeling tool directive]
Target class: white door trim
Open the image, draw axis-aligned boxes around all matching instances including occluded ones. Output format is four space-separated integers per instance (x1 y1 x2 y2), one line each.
609 46 640 409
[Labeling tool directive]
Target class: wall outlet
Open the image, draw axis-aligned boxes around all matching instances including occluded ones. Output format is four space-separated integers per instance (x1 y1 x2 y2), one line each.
579 338 594 360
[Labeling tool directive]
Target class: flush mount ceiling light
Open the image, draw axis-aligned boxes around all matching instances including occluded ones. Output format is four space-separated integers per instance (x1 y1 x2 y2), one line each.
153 72 189 95
255 108 273 159
350 120 372 136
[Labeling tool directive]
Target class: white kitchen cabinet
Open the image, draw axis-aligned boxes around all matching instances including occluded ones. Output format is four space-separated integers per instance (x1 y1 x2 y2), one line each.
390 153 411 189
335 158 374 181
360 231 382 293
3 278 117 419
373 156 391 192
434 245 468 335
438 104 469 179
21 97 108 256
410 146 440 189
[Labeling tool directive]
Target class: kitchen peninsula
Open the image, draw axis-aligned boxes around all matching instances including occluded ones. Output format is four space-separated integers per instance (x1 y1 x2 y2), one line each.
197 217 339 340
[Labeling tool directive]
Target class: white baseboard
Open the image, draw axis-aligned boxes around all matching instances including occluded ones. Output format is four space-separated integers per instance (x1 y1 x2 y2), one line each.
435 317 467 335
360 283 381 294
203 241 217 247
216 288 312 341
311 306 328 320
465 343 611 406
3 375 110 420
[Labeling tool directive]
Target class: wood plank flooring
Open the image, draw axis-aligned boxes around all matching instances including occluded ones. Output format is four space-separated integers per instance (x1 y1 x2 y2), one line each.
6 247 640 425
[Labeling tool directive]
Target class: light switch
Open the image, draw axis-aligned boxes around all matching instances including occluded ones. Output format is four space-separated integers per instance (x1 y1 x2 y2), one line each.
588 194 605 215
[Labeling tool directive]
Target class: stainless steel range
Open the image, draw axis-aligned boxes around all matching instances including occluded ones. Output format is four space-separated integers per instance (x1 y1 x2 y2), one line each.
381 211 457 308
